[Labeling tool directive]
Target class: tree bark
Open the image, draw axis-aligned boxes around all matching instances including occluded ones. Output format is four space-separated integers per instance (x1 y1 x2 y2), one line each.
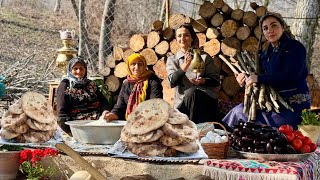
292 0 320 69
70 0 79 20
53 0 61 13
98 0 116 71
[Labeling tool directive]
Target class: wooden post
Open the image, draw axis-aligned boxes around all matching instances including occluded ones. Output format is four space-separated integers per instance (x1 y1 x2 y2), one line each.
166 0 170 28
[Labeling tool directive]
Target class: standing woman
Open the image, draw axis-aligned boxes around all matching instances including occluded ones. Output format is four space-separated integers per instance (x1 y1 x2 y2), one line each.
223 12 310 129
56 57 110 134
166 23 220 124
102 53 163 121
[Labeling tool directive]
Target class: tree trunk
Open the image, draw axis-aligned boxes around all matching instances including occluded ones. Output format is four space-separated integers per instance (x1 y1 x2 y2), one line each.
78 0 86 57
70 0 79 20
53 0 61 13
98 0 116 71
292 0 320 69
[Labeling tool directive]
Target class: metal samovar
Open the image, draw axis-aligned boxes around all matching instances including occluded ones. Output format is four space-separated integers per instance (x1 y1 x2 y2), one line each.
190 48 204 78
56 30 77 77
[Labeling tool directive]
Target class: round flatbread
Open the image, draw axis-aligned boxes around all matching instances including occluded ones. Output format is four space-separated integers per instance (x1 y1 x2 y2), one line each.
184 120 197 131
167 108 189 125
70 171 91 180
9 99 24 115
126 141 168 157
4 123 29 134
121 128 163 143
172 141 199 153
1 112 28 128
161 123 198 142
159 135 184 146
33 119 58 131
126 99 170 135
26 118 41 130
23 130 54 143
22 91 56 124
0 128 20 140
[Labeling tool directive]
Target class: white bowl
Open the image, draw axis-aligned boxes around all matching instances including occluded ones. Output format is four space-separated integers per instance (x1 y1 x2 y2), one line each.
65 120 126 145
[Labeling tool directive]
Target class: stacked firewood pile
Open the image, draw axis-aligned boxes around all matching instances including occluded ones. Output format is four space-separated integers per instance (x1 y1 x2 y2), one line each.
102 1 269 107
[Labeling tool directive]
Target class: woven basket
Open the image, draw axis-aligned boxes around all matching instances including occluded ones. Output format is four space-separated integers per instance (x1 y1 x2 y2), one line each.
199 122 229 159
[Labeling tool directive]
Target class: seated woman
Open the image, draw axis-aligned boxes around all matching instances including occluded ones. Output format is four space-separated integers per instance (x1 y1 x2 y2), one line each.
102 53 163 121
222 12 310 130
56 57 110 134
166 23 220 124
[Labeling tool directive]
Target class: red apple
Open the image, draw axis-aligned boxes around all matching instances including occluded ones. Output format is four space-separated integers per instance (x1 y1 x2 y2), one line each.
279 125 293 134
303 137 313 146
291 138 303 152
301 144 311 153
284 132 295 143
309 143 317 152
295 133 305 141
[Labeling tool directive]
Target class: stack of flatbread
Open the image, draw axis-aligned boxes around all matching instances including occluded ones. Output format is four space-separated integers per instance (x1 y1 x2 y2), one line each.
0 91 58 143
120 98 199 157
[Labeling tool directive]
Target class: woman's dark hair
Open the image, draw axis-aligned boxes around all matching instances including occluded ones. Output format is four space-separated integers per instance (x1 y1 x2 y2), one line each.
259 12 295 39
176 23 198 47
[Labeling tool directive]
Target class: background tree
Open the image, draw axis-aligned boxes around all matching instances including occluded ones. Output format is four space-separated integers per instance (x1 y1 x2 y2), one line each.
292 0 320 69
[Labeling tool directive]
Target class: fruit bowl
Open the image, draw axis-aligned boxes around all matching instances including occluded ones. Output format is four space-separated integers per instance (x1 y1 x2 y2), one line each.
234 150 314 162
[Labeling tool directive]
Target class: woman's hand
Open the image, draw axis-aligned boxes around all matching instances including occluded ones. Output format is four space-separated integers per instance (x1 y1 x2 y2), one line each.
191 77 205 85
101 110 119 122
181 52 193 72
246 74 258 86
236 73 247 87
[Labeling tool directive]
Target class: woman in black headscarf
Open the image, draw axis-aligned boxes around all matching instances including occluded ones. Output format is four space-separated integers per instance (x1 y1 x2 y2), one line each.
56 57 110 133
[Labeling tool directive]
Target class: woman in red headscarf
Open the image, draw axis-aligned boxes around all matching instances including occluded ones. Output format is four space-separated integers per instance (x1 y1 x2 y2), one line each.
101 53 163 121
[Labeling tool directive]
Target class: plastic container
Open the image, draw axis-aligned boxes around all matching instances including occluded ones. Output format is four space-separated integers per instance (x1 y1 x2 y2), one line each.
66 120 126 145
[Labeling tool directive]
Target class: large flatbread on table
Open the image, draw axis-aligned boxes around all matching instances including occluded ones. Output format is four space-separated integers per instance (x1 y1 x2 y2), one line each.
126 98 170 135
161 122 198 142
22 91 56 124
126 141 168 157
121 128 164 143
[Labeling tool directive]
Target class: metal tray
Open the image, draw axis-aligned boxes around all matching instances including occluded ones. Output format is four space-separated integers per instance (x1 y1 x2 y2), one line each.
235 150 313 162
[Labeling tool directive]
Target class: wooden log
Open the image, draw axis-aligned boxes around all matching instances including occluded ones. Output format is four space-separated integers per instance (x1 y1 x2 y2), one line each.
221 19 239 38
105 74 120 92
242 36 258 55
191 18 208 33
213 56 222 74
114 62 127 78
166 52 174 58
105 54 116 68
170 39 179 55
221 3 233 15
250 2 267 17
253 26 267 42
163 27 174 41
162 78 174 106
222 75 241 96
222 62 234 76
153 57 167 79
123 49 134 62
155 41 169 56
232 91 244 103
213 0 225 9
147 31 161 49
242 11 258 28
113 46 123 61
210 13 224 27
221 37 241 57
129 34 145 52
231 9 244 21
203 38 220 56
196 33 207 47
236 26 251 41
199 2 217 19
206 27 221 39
140 48 158 65
151 20 164 31
169 13 187 29
99 66 111 77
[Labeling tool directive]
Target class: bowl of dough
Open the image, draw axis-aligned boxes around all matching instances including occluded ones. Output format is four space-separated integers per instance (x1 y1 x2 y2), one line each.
65 120 126 145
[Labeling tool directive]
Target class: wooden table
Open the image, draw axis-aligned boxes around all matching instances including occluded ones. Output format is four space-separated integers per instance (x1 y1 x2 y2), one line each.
48 80 60 114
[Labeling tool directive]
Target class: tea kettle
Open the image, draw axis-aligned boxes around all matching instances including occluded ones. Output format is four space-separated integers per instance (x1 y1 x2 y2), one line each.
191 48 204 74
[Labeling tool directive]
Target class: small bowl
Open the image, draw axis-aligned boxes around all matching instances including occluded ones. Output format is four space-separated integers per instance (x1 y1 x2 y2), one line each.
66 120 126 145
